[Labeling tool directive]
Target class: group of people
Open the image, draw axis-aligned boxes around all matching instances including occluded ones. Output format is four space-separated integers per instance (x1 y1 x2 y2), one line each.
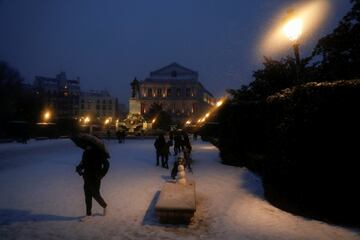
154 129 193 173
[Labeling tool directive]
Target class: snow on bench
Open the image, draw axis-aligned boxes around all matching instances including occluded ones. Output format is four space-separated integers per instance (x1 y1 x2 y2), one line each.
155 181 196 224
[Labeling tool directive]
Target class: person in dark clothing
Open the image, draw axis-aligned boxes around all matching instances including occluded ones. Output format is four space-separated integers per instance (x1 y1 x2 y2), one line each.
162 140 171 169
154 134 165 166
76 147 110 218
106 129 111 140
182 131 190 152
193 132 198 141
116 130 122 143
173 132 182 155
121 131 126 143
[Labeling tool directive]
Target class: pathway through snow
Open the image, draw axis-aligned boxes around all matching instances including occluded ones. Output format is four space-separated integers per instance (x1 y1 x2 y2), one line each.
0 139 358 239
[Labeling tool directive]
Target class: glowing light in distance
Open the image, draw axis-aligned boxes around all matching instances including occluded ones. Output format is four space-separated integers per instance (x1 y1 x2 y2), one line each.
84 117 90 124
283 18 303 41
43 111 51 121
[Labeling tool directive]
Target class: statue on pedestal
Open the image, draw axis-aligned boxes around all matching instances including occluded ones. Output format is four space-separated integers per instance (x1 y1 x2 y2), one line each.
130 78 140 99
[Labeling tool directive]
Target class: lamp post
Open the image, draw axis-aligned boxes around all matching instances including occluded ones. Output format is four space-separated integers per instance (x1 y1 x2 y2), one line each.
283 13 303 83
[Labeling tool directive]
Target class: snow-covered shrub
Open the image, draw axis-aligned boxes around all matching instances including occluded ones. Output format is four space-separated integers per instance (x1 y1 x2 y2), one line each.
264 79 360 226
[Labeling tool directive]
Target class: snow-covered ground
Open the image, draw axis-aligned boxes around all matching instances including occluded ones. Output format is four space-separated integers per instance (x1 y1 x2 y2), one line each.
0 139 358 240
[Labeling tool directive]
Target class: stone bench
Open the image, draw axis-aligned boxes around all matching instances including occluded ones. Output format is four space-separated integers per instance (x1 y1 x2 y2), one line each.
155 181 196 224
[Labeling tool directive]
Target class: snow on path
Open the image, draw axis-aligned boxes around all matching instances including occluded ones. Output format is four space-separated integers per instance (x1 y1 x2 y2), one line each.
0 139 358 240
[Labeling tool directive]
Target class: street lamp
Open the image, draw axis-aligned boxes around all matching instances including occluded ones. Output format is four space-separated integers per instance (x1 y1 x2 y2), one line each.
43 110 51 122
283 11 303 83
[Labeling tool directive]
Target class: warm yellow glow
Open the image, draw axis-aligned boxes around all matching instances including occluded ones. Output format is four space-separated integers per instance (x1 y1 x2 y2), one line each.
205 112 210 118
283 18 303 42
197 119 201 123
200 118 205 123
152 118 156 124
104 119 110 125
216 100 223 107
185 120 191 125
84 116 90 124
43 111 51 121
259 0 330 56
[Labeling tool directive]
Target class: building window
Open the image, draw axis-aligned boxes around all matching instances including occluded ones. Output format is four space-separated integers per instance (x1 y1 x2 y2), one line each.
157 88 162 97
167 88 171 97
186 88 191 97
176 88 181 97
148 88 152 97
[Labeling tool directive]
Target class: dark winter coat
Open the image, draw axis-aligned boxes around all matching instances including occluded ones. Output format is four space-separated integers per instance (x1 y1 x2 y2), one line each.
76 148 110 182
154 136 165 151
162 141 171 156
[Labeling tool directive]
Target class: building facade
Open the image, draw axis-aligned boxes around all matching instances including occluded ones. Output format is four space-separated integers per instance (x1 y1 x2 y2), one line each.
130 63 215 121
34 72 80 120
33 72 118 122
79 90 118 122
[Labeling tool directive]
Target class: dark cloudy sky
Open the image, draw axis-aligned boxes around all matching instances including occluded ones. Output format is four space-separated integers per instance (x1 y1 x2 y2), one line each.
0 0 351 104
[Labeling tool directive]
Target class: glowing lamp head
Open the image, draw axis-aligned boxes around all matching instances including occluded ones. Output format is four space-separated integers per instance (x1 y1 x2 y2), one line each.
104 119 110 125
216 100 223 107
43 111 51 121
152 118 156 124
283 17 303 42
185 120 191 125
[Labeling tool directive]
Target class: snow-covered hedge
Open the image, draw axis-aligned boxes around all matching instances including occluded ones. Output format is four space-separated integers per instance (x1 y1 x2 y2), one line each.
215 79 360 227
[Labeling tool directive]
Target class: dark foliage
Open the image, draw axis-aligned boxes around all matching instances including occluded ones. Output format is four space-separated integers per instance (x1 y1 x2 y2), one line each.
0 61 43 138
311 0 360 80
212 80 360 226
145 103 173 131
263 80 360 226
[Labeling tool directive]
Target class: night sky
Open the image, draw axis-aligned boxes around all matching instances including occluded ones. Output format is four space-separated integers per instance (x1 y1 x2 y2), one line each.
0 0 351 104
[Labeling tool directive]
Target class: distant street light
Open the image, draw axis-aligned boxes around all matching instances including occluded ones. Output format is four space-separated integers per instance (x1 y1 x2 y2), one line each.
84 116 90 124
283 10 303 83
43 111 51 122
216 100 223 107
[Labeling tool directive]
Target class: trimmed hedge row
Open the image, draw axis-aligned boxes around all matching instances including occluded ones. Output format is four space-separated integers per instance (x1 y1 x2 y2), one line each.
215 80 360 226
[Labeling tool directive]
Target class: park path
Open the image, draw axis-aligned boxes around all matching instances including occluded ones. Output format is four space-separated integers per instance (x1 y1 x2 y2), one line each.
0 139 358 240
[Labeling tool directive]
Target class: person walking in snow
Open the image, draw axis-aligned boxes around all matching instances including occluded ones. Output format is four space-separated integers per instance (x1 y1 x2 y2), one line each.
154 134 165 166
76 146 109 220
161 139 171 169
